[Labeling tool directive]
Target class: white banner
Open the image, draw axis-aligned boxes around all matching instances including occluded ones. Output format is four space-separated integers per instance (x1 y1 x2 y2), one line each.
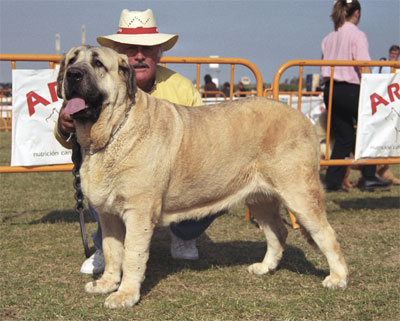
355 73 400 159
278 94 325 124
11 69 72 166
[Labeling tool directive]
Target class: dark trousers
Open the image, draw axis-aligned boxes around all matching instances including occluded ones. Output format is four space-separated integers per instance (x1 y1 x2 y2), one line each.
170 211 225 240
323 81 376 189
91 207 224 250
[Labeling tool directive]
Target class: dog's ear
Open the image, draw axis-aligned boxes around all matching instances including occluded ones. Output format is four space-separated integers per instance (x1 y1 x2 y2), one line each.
56 53 66 99
118 54 137 102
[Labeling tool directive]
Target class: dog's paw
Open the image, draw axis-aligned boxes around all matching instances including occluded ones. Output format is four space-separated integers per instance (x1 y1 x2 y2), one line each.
85 279 120 294
247 262 275 275
322 274 348 289
104 290 140 309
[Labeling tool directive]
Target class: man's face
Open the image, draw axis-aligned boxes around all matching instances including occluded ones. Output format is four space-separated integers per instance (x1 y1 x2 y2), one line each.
389 49 400 61
113 44 161 90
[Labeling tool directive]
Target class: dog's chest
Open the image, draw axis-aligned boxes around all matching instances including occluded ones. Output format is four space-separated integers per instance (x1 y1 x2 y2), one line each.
80 157 123 214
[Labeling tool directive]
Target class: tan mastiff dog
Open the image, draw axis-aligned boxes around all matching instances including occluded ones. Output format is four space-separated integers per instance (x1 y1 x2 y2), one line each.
57 46 348 309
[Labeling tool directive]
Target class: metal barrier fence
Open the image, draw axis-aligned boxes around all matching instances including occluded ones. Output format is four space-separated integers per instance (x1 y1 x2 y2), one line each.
0 54 264 173
1 56 399 171
271 59 400 167
2 55 398 229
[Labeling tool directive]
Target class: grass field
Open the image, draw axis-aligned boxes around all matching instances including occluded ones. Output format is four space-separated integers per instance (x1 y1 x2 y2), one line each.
0 130 399 320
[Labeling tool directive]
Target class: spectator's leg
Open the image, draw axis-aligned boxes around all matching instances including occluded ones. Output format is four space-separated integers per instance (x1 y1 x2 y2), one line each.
170 211 224 240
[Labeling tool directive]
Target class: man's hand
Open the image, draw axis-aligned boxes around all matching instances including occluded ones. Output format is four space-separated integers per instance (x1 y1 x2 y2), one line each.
58 101 75 137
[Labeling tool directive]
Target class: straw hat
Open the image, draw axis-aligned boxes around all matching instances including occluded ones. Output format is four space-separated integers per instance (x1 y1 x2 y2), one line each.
97 9 178 52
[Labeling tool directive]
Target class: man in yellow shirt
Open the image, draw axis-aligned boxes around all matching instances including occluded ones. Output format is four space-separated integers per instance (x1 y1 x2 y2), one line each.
55 9 219 275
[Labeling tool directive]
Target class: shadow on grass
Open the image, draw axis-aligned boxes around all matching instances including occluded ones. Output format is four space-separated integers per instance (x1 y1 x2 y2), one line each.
29 209 95 224
334 196 399 210
137 227 327 297
29 214 327 297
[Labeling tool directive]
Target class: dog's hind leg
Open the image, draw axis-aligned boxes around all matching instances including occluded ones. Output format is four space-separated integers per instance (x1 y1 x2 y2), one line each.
278 178 348 289
246 195 288 275
85 213 125 295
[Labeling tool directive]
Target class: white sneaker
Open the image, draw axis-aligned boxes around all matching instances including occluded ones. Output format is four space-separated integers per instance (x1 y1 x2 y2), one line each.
80 249 105 275
170 231 199 260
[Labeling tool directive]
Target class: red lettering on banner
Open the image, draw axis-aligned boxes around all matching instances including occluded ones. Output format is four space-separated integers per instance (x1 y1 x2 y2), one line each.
48 81 58 103
370 83 400 115
26 91 50 116
388 83 400 103
370 93 389 115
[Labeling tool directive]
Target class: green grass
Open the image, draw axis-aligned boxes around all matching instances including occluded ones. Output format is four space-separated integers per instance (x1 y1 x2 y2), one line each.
0 131 399 320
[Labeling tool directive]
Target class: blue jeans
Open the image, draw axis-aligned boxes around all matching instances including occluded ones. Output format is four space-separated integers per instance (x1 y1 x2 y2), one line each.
89 204 222 250
88 204 103 250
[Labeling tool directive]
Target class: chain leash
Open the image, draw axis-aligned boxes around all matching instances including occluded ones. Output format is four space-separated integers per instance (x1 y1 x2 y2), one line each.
71 134 90 258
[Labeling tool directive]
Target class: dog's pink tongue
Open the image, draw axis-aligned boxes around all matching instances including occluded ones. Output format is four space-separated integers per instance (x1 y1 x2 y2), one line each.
64 98 88 115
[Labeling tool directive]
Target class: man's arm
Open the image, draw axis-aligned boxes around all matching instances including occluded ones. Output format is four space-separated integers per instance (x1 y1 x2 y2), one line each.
54 101 74 149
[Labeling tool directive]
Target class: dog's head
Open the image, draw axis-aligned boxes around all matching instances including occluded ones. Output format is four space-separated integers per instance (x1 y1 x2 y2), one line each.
57 45 136 121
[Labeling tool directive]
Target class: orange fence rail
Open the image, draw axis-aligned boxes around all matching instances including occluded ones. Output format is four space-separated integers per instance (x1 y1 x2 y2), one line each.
160 56 264 98
3 55 398 229
0 54 264 173
272 59 400 166
269 59 400 229
2 56 399 171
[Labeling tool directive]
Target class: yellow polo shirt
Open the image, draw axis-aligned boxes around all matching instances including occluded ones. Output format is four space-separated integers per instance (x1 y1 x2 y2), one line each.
151 65 203 107
55 65 202 149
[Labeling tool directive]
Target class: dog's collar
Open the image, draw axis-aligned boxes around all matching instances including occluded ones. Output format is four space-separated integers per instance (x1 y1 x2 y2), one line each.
84 102 134 156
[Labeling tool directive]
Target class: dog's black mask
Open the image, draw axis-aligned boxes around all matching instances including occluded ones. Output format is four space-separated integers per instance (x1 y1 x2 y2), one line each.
64 65 105 121
57 46 136 122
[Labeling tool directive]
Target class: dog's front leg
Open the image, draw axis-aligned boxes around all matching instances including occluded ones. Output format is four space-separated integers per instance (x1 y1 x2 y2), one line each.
85 213 125 294
104 209 155 309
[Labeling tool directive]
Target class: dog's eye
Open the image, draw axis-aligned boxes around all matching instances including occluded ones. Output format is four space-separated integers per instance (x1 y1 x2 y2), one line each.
68 57 76 65
94 60 104 68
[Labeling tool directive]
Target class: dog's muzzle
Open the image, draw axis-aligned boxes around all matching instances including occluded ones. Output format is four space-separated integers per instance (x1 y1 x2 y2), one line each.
65 67 86 95
67 67 84 83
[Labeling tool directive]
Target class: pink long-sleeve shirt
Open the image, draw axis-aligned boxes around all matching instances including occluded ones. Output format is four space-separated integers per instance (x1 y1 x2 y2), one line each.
321 22 371 85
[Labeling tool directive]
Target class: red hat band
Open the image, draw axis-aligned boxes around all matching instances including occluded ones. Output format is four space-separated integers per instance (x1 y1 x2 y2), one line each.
117 27 158 35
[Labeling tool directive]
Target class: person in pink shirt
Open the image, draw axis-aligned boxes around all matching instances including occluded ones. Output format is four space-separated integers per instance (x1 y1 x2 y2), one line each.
321 0 391 192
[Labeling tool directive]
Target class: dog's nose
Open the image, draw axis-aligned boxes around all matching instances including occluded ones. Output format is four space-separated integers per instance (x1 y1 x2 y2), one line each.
67 68 83 82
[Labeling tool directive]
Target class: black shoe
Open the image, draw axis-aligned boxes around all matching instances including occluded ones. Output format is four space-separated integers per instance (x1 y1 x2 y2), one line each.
358 176 392 191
